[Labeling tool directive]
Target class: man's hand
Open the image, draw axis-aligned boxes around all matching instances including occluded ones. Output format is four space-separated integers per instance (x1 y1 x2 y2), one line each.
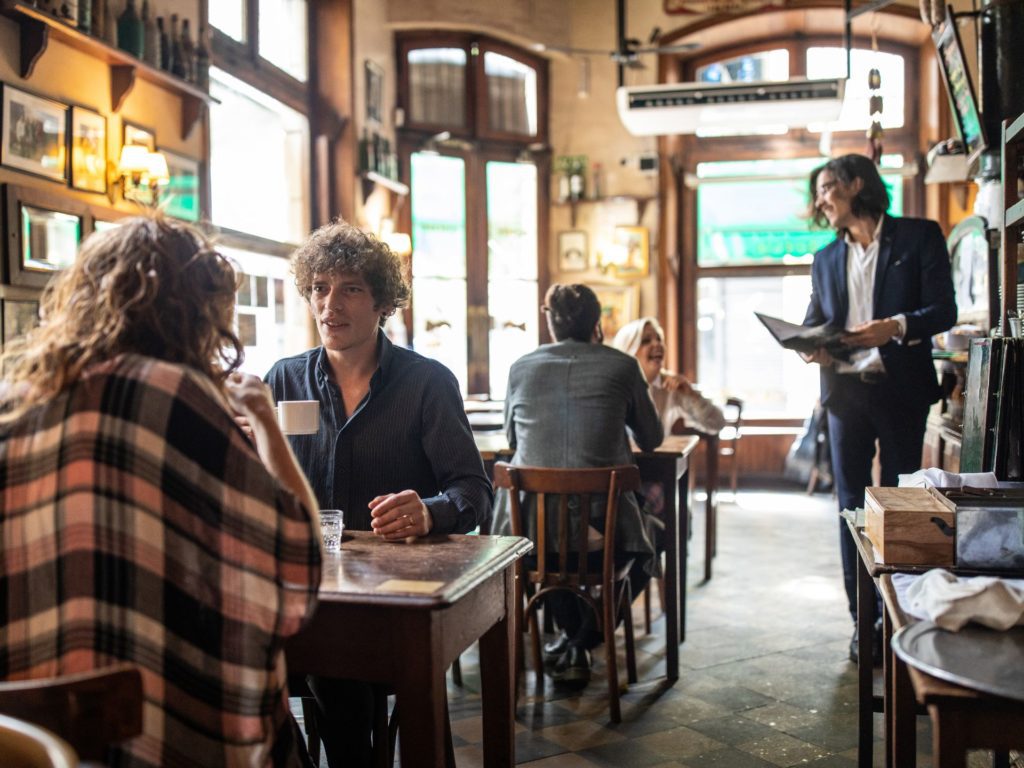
842 318 900 349
800 348 835 366
369 490 434 541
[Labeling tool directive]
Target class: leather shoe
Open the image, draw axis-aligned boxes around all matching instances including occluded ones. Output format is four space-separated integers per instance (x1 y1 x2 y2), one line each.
549 646 591 689
543 631 570 662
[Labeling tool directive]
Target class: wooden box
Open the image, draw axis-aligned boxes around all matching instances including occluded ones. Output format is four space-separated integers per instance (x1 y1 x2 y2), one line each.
864 487 955 566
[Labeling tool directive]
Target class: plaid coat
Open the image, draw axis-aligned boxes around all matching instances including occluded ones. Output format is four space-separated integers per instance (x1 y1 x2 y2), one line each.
0 354 321 767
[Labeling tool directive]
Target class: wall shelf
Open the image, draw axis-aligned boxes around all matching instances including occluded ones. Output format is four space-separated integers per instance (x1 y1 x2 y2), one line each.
553 195 654 228
1 0 217 140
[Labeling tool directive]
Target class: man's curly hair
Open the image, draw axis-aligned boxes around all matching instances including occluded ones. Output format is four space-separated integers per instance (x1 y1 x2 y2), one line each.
291 221 410 327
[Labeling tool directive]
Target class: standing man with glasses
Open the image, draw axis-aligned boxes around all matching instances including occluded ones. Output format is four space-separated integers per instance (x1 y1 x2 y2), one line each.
801 154 956 663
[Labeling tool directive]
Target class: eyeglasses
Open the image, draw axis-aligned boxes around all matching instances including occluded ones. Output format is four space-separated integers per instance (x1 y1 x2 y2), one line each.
815 180 837 202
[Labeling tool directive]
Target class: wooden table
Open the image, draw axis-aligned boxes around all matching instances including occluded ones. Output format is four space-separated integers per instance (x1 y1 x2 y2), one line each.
476 433 699 682
879 575 1023 768
286 531 532 768
847 516 1024 768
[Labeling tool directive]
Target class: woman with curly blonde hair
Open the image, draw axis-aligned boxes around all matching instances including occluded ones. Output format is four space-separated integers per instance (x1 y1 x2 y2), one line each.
0 216 321 767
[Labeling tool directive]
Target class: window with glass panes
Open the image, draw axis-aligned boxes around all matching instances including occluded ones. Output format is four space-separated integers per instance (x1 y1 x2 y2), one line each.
209 0 313 377
398 33 548 397
680 39 917 419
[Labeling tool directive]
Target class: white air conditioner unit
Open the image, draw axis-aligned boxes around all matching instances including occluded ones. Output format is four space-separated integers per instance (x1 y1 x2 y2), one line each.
616 78 847 136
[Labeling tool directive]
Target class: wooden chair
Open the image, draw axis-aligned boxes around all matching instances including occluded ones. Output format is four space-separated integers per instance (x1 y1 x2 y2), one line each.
720 397 744 495
0 665 142 762
0 714 78 768
493 462 640 723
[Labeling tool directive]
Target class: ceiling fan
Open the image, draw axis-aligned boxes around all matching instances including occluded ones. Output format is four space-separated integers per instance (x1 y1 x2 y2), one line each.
532 0 700 87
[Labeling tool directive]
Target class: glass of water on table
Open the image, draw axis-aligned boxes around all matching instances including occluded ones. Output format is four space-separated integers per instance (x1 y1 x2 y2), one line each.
320 509 343 553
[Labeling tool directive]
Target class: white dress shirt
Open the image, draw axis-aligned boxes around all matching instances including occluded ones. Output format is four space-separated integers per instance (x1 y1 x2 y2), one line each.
836 215 906 374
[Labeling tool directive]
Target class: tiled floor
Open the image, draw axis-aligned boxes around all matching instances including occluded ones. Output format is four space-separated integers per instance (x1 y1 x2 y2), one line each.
297 486 1008 767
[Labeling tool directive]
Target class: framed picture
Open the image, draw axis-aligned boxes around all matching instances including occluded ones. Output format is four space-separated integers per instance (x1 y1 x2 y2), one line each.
610 225 650 278
70 106 107 193
122 122 155 151
2 299 41 347
592 283 640 341
557 230 588 272
365 60 384 126
159 149 200 222
0 85 68 182
4 184 88 287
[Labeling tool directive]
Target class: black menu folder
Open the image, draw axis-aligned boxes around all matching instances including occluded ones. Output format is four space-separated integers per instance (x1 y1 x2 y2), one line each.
754 312 854 362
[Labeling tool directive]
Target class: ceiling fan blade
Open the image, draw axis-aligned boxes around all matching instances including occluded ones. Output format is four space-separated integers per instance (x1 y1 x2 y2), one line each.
530 42 612 56
632 42 701 54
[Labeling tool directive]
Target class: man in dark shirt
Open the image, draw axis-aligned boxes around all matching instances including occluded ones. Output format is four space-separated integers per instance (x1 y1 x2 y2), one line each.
265 220 492 767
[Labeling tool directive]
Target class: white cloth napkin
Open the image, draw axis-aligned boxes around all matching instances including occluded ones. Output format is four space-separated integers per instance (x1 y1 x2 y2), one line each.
897 468 999 489
893 569 1024 631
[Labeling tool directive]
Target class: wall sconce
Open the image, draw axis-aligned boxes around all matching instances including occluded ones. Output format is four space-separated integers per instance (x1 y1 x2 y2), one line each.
117 145 170 205
596 241 630 274
383 231 412 257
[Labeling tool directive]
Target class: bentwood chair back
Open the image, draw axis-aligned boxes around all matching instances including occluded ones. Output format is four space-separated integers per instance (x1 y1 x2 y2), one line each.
720 396 745 493
493 462 640 723
0 714 78 768
0 664 143 762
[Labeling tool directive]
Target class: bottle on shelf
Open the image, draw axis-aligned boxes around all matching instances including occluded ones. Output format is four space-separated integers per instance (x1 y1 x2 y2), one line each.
180 18 195 82
142 0 159 68
91 0 104 39
103 0 118 45
169 14 186 79
592 162 603 200
76 0 91 34
194 22 210 91
116 0 144 59
157 16 169 71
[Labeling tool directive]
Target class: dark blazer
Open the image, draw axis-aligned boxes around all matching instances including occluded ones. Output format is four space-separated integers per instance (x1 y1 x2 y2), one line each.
803 215 957 414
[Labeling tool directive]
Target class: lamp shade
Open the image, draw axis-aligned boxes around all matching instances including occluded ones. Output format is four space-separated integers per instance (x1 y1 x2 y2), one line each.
118 144 151 175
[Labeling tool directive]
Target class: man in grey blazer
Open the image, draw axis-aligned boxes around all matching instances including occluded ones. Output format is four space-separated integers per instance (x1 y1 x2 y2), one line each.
494 283 663 686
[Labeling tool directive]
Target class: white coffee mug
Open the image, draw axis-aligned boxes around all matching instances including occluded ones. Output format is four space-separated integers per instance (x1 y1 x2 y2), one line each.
277 400 319 435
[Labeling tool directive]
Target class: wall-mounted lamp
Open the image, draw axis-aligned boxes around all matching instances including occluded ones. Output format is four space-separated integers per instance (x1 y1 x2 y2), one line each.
596 241 630 274
117 145 170 205
383 231 412 257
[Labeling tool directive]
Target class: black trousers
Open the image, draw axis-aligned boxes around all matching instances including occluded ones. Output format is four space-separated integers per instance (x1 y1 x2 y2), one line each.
305 676 378 768
827 377 929 619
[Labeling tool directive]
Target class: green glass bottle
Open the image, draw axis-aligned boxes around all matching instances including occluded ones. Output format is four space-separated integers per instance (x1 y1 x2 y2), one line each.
116 0 144 59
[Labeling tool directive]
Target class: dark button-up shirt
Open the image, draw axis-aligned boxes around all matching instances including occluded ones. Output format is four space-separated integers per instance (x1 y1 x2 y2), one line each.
265 334 493 534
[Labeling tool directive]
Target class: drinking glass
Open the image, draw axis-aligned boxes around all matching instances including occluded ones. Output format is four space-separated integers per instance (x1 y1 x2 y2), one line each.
320 509 343 553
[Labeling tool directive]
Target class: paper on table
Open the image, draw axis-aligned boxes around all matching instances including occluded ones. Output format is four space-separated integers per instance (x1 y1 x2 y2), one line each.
375 579 444 594
754 312 854 362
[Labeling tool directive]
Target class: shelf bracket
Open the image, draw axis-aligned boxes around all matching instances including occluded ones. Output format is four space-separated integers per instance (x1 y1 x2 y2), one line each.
110 65 137 113
18 15 47 78
181 95 205 141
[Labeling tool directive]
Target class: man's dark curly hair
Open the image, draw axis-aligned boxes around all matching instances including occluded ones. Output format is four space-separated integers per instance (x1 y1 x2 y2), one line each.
543 283 601 342
808 154 890 231
291 221 410 326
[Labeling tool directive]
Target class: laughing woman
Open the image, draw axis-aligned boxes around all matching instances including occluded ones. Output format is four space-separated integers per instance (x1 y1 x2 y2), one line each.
612 317 724 437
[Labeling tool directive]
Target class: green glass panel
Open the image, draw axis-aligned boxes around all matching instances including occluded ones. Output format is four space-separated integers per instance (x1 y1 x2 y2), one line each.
411 153 466 279
696 156 905 267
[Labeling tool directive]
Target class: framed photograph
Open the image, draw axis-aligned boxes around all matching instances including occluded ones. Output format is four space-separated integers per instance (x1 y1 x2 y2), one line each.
159 149 200 222
557 230 588 272
70 106 107 193
2 299 41 347
610 225 650 278
1 85 68 182
592 283 640 341
122 122 155 151
365 60 384 126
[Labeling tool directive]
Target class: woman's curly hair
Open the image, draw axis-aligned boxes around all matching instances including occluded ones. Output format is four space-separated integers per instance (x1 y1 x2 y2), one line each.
291 221 410 326
0 215 242 423
543 283 601 342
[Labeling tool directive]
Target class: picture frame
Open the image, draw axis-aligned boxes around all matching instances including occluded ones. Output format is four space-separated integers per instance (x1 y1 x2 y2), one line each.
0 84 68 182
592 283 640 341
4 183 88 288
70 105 107 194
557 230 588 272
122 122 155 151
365 60 384 126
2 299 41 348
610 225 650 278
159 148 201 222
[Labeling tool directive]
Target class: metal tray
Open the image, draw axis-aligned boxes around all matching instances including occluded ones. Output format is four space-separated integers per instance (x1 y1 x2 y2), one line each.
892 621 1024 702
